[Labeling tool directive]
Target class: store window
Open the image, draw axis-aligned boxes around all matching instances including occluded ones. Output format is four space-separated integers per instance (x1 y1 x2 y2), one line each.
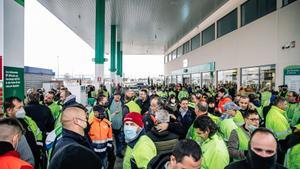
283 0 296 6
177 45 183 58
202 72 215 87
217 9 237 38
177 75 183 84
192 73 201 86
183 41 190 54
241 0 276 26
171 75 177 84
241 67 259 90
260 65 275 89
202 24 215 46
241 65 275 90
191 34 200 50
168 54 172 62
172 50 177 60
183 74 191 84
218 69 238 85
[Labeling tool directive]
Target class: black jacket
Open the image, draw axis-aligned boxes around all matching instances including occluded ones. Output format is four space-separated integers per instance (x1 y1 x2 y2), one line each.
51 129 92 157
136 97 150 115
175 109 195 136
48 143 100 169
24 103 54 133
147 127 179 154
225 159 286 169
147 150 171 169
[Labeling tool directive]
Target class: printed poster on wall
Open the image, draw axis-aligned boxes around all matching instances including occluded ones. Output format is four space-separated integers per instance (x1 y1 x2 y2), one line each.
4 66 24 99
284 65 300 93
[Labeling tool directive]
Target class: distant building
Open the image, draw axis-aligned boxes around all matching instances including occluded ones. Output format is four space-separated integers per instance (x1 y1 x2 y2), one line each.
24 66 55 92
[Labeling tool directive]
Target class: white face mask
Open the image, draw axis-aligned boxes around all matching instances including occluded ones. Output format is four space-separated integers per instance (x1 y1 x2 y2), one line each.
170 99 176 104
16 108 26 118
248 124 258 132
124 125 138 143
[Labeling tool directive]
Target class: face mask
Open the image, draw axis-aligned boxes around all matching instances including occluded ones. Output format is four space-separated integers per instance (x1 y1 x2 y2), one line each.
124 125 138 143
248 124 258 132
208 107 215 114
170 99 176 104
97 113 106 120
16 108 26 118
247 147 277 169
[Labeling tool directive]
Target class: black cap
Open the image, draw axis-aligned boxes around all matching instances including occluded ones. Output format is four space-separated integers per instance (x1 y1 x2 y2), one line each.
218 88 226 93
93 105 105 113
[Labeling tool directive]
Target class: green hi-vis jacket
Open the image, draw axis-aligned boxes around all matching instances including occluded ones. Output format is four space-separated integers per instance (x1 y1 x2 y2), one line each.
233 111 245 126
219 118 238 142
261 91 272 107
178 90 189 101
48 102 62 122
24 115 43 143
201 134 230 169
286 102 300 126
125 101 142 114
123 135 156 169
266 106 292 140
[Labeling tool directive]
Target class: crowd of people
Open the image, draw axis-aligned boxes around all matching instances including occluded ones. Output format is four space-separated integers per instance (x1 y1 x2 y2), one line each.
0 82 299 169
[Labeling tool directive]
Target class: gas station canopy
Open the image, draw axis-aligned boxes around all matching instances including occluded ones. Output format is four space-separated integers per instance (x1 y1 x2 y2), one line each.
38 0 228 55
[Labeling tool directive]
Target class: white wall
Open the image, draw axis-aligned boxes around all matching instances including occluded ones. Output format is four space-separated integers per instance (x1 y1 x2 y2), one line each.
4 0 24 68
164 1 300 87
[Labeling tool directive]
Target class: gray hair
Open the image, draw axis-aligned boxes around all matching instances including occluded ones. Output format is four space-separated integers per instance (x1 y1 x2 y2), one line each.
155 109 170 123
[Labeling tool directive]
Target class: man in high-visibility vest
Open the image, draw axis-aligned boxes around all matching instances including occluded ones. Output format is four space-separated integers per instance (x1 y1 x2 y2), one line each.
228 109 260 161
266 97 292 140
286 91 300 126
89 105 113 169
225 128 285 169
123 112 156 169
194 116 230 169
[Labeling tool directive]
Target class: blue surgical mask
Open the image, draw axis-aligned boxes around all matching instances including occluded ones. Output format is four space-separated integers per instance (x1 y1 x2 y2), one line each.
124 125 138 143
248 124 258 132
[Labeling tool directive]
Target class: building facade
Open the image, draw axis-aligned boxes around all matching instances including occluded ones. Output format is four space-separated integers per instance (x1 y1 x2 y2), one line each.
164 0 300 92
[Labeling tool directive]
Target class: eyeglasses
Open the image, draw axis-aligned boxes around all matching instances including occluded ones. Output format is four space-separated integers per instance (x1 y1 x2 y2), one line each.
248 118 260 121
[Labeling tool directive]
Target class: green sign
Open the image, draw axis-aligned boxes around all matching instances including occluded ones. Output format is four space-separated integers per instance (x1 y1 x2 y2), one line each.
4 66 24 99
284 65 300 93
284 65 300 76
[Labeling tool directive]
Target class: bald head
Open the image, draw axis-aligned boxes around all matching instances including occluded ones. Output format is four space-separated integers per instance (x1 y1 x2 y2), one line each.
0 118 23 148
250 129 277 158
61 107 88 136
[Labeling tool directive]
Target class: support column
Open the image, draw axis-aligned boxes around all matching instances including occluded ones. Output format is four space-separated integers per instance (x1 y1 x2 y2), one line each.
120 50 123 80
95 0 105 84
2 0 25 101
110 25 116 83
116 41 121 84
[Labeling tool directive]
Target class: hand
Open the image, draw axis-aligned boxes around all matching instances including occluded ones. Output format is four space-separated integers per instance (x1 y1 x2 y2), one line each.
156 123 169 132
169 114 176 120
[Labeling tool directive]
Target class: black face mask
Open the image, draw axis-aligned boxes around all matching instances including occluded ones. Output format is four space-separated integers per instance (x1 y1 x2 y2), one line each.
97 113 106 120
208 107 215 114
247 147 277 169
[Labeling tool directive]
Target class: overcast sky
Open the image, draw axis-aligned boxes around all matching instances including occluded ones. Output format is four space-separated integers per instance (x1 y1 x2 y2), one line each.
24 0 164 79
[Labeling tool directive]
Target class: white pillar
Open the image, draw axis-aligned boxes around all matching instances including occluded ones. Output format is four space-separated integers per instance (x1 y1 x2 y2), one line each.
95 63 104 84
